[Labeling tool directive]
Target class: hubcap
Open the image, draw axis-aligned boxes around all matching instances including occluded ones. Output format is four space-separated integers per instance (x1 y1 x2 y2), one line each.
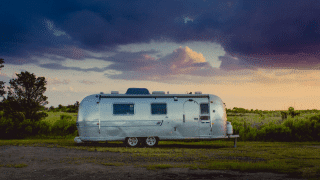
146 137 157 146
128 137 139 146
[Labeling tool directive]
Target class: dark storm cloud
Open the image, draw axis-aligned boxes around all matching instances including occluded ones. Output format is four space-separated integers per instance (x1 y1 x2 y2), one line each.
1 0 320 69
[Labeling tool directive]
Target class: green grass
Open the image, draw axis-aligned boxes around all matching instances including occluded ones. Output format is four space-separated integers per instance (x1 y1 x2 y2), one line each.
43 112 77 126
0 163 28 168
0 139 319 179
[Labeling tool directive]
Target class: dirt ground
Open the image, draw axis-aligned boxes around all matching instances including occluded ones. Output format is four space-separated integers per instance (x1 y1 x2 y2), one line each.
0 145 307 180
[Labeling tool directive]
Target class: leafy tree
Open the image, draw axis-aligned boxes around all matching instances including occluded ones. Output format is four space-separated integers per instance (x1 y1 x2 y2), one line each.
0 58 6 97
73 101 79 112
288 107 300 118
49 106 55 111
3 71 48 122
75 101 79 108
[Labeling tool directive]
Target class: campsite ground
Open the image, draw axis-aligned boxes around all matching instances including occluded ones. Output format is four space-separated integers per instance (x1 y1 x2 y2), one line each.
0 143 313 180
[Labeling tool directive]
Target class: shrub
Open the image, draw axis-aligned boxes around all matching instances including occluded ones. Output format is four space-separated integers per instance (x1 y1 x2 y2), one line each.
231 120 257 141
309 114 320 123
281 111 288 120
17 119 34 137
0 116 17 139
0 116 38 139
282 115 320 141
228 110 320 142
51 115 76 136
241 126 257 141
0 111 79 139
34 120 51 136
257 123 291 142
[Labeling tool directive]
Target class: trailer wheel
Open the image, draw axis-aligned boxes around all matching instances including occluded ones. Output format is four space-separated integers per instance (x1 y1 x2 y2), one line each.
125 137 140 147
143 137 158 147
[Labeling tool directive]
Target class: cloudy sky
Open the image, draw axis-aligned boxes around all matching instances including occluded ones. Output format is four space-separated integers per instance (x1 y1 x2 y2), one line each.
1 0 320 110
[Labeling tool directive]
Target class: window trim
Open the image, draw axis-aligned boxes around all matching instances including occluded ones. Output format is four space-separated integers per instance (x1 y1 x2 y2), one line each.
112 103 135 116
150 103 167 115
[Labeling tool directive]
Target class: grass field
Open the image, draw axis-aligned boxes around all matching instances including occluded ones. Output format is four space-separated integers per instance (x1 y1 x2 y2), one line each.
0 139 319 179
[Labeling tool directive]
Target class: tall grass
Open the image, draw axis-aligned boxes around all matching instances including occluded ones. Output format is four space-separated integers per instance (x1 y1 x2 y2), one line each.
228 111 320 141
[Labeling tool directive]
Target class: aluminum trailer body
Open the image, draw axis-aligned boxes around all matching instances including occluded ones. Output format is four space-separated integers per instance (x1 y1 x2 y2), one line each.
74 88 239 147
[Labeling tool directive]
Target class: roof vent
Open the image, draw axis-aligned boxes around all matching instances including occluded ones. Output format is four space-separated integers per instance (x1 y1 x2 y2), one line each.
195 91 202 94
111 91 119 94
125 88 150 95
152 91 165 94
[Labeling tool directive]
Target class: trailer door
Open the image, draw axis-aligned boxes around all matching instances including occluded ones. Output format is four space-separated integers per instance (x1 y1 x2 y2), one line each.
181 100 200 138
199 103 211 137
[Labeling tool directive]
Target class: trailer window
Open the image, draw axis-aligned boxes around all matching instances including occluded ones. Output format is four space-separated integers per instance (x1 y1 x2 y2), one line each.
113 104 134 115
200 104 209 114
151 103 167 115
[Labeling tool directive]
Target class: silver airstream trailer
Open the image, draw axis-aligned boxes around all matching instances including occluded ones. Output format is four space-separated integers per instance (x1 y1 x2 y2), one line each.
74 88 239 147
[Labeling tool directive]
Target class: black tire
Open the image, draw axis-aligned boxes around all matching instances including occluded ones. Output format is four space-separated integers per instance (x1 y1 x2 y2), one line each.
124 137 141 147
142 137 158 147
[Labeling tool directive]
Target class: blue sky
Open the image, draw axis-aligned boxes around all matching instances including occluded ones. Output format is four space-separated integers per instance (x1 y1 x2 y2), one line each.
1 0 320 110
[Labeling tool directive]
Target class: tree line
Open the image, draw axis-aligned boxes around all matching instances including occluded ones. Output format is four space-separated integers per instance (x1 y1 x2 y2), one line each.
47 102 79 113
227 107 319 114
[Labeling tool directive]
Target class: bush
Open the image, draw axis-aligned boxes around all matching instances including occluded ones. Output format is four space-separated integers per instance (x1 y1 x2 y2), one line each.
281 115 320 141
257 123 291 142
17 119 35 137
51 115 76 136
0 116 17 139
309 114 320 123
281 111 288 120
34 120 51 135
229 120 257 141
229 111 320 142
239 125 257 141
0 111 79 139
0 116 37 139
